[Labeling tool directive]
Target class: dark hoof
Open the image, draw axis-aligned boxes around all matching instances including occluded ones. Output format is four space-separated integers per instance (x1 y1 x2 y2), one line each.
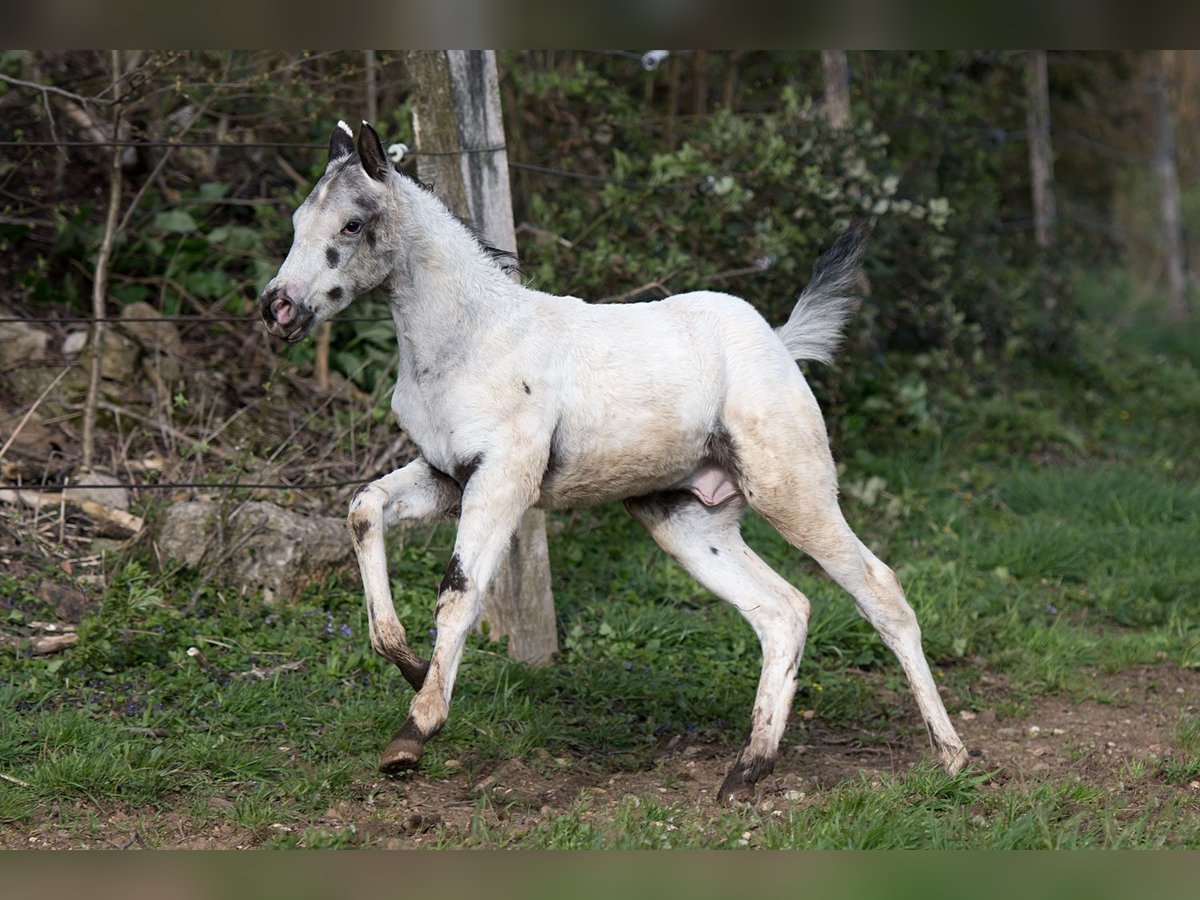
379 737 423 774
379 717 427 774
717 771 757 807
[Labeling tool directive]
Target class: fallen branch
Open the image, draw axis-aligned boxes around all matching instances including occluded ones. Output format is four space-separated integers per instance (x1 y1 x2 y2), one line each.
0 489 144 537
30 632 79 655
27 622 79 634
0 772 31 788
236 660 305 680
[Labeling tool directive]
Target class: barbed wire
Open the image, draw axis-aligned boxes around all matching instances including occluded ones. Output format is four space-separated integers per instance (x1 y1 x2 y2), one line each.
0 315 392 326
0 477 372 493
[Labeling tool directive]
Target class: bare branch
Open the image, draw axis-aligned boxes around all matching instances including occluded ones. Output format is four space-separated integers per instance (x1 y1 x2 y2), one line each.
0 71 107 107
81 52 124 471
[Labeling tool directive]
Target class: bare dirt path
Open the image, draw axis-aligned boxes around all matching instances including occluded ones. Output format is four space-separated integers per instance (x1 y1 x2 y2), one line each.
6 664 1196 849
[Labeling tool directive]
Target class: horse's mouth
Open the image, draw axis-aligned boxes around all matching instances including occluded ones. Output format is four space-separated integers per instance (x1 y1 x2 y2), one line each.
266 310 315 343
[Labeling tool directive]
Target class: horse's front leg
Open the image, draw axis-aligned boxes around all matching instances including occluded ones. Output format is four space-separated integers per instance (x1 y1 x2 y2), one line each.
379 459 539 773
347 457 461 690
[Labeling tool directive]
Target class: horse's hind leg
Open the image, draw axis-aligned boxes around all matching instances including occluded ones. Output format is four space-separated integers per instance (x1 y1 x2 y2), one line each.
625 492 813 805
728 406 967 774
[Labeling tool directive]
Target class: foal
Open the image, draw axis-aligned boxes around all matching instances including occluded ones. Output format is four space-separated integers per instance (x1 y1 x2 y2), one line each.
261 121 967 803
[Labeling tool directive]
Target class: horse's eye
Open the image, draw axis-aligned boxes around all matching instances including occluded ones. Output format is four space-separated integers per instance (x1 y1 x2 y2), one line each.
343 220 362 235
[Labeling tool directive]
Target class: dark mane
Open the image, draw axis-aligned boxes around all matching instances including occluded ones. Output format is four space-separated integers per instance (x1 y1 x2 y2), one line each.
409 175 520 276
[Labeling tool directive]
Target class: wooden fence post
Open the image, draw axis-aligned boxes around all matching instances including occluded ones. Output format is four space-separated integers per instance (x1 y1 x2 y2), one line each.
1025 50 1057 250
405 50 559 665
1154 53 1189 322
821 51 850 130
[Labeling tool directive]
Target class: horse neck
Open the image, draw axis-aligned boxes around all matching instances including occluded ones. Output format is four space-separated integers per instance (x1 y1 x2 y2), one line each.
385 177 515 349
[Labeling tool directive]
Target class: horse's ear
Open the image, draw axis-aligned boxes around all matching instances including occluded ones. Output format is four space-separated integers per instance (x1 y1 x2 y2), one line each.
329 120 355 165
357 120 390 182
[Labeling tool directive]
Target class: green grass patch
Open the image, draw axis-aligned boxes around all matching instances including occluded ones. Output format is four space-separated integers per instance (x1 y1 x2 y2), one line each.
2 268 1197 846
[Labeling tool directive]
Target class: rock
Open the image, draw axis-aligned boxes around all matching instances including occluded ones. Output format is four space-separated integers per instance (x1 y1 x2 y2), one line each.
38 579 90 623
120 302 184 381
62 331 88 355
0 312 55 398
97 328 141 381
153 500 354 599
0 314 49 367
64 467 130 511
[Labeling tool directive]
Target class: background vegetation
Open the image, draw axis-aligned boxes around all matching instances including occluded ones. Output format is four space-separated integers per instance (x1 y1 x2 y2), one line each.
0 51 1197 848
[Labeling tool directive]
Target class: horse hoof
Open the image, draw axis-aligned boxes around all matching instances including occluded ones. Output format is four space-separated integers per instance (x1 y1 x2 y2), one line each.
717 772 757 807
379 738 423 774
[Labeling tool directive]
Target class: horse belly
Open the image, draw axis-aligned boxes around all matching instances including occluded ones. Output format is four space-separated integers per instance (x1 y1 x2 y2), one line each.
536 418 710 510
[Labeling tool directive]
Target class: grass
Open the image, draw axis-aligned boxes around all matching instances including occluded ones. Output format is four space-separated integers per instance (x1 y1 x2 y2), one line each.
2 270 1198 848
446 768 1198 850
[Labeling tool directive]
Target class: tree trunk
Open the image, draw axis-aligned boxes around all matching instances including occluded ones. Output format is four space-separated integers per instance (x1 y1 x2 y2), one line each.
1155 52 1188 322
404 50 558 666
821 51 850 130
721 51 741 111
1024 50 1057 250
690 51 707 117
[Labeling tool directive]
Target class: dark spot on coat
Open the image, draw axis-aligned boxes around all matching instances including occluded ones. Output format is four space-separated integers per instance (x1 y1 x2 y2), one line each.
326 246 340 268
426 460 461 494
351 516 371 544
523 382 531 395
540 421 563 491
328 286 344 300
710 546 719 555
439 553 468 595
625 490 695 523
453 454 482 489
365 227 378 249
354 194 380 214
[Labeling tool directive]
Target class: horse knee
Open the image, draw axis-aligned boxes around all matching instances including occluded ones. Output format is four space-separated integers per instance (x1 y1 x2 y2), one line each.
348 486 386 546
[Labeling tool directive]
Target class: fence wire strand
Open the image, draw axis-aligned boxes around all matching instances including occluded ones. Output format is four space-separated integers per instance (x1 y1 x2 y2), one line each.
0 52 1181 499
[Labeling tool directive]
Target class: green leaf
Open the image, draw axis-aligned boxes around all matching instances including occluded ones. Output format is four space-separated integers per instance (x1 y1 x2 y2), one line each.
152 210 198 234
198 182 229 199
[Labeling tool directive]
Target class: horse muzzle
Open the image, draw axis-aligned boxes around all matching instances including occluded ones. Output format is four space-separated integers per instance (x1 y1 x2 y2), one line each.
260 285 315 343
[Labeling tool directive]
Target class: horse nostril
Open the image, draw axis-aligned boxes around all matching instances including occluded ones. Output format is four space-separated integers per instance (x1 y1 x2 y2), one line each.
270 295 296 326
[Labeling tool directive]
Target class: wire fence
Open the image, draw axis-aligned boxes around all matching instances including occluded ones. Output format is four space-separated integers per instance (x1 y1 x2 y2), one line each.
0 51 1190 503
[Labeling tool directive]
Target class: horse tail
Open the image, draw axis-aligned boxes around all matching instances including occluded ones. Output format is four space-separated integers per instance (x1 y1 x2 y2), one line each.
774 221 868 365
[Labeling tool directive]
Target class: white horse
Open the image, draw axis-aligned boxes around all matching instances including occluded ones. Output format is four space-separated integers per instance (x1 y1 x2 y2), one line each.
261 120 967 803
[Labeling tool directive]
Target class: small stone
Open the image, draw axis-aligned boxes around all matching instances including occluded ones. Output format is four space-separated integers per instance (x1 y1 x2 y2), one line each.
1051 728 1066 736
1028 725 1041 737
62 331 88 355
64 467 130 511
959 710 977 721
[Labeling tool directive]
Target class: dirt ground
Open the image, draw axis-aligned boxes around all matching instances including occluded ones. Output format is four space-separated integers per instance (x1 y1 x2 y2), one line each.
6 663 1196 849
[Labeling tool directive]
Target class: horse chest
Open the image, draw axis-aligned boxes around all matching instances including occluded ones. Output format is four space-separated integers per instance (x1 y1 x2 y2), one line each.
390 375 458 466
